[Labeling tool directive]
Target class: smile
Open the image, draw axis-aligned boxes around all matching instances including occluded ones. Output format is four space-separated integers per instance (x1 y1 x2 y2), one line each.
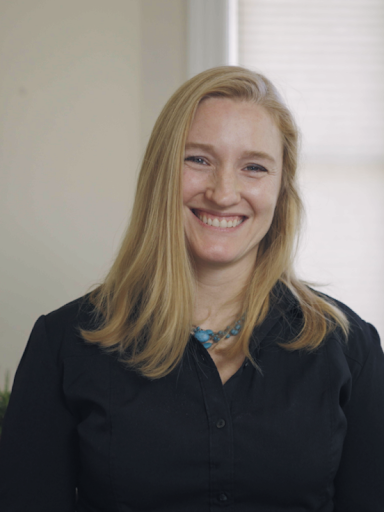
193 209 245 229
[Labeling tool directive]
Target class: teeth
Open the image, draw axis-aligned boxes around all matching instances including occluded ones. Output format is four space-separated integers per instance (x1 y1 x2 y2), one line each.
197 212 243 228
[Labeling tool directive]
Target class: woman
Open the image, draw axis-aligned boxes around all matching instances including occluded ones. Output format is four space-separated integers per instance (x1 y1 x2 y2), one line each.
0 66 383 511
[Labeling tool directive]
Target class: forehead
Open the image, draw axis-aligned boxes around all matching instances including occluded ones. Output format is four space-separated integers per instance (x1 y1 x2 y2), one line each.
190 97 281 136
187 97 283 162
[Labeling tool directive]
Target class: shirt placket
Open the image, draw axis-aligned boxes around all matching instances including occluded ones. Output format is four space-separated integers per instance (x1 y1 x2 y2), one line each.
194 347 235 510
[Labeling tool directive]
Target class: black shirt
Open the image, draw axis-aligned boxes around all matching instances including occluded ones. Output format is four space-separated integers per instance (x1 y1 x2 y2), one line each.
0 290 383 511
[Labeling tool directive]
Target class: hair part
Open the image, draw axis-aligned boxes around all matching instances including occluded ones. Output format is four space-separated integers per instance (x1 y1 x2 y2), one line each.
82 66 349 378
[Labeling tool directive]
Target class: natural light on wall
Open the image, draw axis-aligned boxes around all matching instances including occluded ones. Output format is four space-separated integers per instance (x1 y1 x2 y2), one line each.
237 0 384 339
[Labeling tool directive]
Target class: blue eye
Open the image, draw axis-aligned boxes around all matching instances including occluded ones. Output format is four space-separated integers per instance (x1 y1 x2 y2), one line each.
185 156 207 165
245 164 268 172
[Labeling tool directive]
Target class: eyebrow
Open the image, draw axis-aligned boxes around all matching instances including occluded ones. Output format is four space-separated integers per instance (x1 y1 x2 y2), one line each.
184 142 277 165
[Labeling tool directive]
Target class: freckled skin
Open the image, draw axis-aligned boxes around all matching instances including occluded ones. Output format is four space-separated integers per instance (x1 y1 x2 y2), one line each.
183 97 283 275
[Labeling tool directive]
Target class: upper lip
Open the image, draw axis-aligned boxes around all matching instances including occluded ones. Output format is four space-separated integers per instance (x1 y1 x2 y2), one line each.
192 208 247 218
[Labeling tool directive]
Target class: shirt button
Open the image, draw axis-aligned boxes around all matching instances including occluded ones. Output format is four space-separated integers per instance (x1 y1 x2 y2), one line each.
218 493 228 502
216 418 226 428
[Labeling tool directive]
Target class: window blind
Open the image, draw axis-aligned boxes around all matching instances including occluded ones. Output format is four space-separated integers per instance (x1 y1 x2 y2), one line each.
238 0 384 163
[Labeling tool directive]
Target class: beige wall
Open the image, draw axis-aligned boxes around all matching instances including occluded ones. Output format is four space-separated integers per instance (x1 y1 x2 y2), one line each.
0 0 187 385
140 0 187 147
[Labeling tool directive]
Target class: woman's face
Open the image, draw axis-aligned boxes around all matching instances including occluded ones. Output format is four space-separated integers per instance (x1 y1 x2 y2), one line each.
183 97 283 272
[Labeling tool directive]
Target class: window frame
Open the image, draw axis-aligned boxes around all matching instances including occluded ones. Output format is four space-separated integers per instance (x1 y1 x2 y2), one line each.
187 0 238 78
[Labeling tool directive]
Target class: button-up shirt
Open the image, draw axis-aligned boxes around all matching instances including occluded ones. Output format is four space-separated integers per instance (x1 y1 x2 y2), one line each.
0 289 383 511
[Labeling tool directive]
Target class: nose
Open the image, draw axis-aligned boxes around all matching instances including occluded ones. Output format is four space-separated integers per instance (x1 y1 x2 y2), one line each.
205 166 241 207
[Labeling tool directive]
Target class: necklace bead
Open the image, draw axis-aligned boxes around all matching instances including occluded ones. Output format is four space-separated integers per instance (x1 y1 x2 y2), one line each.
191 314 245 349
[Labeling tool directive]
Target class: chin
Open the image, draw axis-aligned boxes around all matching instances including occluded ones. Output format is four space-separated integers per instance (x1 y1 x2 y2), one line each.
192 248 244 267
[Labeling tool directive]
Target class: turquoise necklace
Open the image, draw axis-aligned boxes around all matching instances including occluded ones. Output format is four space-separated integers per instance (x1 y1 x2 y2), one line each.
191 314 245 349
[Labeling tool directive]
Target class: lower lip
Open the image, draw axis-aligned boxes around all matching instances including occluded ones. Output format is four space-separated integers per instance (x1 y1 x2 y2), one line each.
192 211 245 231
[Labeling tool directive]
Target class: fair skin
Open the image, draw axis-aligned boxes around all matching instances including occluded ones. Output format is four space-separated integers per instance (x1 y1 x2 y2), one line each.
183 97 283 383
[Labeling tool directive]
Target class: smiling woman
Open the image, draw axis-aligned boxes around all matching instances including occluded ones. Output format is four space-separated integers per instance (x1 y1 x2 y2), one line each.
0 67 383 512
183 98 282 271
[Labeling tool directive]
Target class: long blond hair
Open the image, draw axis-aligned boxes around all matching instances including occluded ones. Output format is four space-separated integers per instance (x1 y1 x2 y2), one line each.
82 66 349 378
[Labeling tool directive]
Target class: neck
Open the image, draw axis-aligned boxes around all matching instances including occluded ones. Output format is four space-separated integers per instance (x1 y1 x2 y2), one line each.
193 259 254 331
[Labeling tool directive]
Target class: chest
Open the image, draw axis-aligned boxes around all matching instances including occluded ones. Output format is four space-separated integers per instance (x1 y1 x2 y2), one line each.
64 344 349 511
208 348 246 384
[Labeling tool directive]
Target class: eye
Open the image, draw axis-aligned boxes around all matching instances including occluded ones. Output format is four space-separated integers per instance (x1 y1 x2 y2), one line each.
244 164 268 173
184 156 208 165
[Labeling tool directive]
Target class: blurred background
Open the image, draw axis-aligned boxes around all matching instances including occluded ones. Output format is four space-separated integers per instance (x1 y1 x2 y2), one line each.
1 0 383 386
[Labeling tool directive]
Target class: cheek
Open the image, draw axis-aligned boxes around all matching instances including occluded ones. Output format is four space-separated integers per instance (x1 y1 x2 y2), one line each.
182 169 205 204
264 176 282 206
247 180 281 216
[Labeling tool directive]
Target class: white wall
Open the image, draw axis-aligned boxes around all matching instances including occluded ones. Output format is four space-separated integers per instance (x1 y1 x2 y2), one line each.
0 0 188 386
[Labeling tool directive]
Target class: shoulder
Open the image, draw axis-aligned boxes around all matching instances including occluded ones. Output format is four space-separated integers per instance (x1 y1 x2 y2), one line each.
299 290 384 381
324 295 382 369
278 284 382 369
33 294 102 362
44 294 96 332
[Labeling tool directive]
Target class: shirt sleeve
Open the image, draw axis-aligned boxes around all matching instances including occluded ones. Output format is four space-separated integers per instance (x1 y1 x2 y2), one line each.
0 316 78 512
333 322 384 511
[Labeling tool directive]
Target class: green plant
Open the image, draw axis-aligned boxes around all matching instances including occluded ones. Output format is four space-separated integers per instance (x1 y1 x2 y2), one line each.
0 371 11 437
